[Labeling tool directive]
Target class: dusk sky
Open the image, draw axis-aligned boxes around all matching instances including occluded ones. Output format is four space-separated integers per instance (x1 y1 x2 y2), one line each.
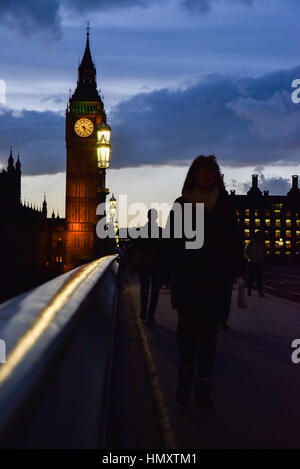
0 0 299 217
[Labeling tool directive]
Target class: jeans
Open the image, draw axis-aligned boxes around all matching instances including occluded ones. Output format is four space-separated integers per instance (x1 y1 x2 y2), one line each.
247 262 264 294
176 310 219 379
139 271 161 318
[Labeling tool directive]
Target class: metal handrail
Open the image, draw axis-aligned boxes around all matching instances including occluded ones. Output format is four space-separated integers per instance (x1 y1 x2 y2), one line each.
0 254 118 448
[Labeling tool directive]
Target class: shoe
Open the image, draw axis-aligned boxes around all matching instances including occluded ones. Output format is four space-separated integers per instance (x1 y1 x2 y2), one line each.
220 323 230 331
175 369 194 405
194 378 214 410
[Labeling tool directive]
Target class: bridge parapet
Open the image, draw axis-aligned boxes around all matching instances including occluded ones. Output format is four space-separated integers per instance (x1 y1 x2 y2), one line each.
0 255 118 448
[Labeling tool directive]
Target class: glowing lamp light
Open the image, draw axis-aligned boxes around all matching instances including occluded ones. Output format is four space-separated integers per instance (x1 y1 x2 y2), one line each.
97 121 111 168
109 193 117 220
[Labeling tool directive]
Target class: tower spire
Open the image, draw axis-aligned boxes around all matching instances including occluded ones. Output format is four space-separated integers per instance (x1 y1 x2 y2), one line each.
42 193 47 218
70 23 101 102
79 22 94 72
7 146 14 172
16 151 21 172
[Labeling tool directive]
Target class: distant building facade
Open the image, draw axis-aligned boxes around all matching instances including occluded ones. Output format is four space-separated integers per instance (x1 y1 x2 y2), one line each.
0 149 66 301
230 174 300 263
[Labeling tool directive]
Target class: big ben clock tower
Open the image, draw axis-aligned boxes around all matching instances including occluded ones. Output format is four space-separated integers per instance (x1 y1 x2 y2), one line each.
65 26 111 269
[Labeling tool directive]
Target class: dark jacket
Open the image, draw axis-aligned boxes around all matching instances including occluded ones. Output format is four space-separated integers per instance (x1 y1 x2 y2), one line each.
133 222 164 275
165 190 244 312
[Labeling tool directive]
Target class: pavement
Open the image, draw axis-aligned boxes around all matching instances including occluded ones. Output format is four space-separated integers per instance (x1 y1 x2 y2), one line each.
127 274 300 449
264 267 300 303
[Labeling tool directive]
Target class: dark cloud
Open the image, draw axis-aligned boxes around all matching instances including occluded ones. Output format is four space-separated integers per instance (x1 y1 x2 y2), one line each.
0 0 61 36
1 64 300 176
110 65 300 169
181 0 254 14
0 0 155 36
0 106 64 175
0 0 255 36
65 0 151 14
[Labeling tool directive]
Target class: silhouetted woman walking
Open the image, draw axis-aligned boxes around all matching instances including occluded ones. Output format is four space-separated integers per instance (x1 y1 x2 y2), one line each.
166 155 244 408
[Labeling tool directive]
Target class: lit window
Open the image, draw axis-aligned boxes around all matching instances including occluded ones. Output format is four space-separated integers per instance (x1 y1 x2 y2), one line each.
245 229 250 238
255 219 260 227
275 251 281 256
297 231 300 238
297 220 300 227
286 251 291 256
265 219 271 227
245 218 250 226
275 230 280 239
286 240 291 249
245 210 250 217
286 219 292 228
276 219 281 227
265 240 270 248
286 230 291 239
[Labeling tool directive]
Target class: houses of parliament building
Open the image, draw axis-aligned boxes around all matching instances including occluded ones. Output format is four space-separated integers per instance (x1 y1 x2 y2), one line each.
0 28 112 302
0 29 300 302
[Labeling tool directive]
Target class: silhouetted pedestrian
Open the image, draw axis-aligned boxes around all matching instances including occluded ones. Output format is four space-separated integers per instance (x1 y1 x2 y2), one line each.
165 155 244 408
245 230 266 297
134 209 163 324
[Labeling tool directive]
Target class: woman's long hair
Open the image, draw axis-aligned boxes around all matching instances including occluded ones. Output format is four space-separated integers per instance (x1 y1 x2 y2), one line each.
182 155 225 195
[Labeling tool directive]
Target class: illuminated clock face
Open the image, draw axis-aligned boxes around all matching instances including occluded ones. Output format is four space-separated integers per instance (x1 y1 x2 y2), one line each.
74 118 94 137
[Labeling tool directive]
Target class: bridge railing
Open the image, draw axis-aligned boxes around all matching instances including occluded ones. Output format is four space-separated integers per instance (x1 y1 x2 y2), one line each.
0 255 119 448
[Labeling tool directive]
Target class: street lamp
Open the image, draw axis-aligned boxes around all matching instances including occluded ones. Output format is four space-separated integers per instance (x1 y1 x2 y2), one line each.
109 193 117 222
97 121 111 168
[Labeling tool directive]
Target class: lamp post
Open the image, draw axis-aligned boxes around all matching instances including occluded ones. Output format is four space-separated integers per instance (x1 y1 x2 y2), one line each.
95 120 111 256
96 120 111 200
109 193 117 222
